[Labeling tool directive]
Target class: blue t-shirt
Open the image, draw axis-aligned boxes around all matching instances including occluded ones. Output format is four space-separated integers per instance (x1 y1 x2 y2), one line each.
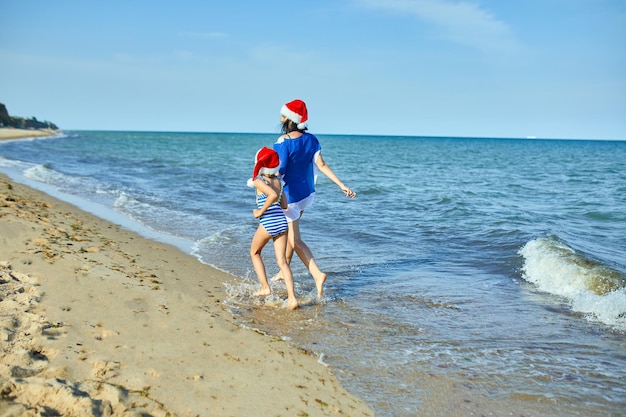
274 132 321 204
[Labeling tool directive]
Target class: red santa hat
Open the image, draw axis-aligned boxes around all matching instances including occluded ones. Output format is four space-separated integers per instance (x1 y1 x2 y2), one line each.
281 99 308 130
249 147 280 186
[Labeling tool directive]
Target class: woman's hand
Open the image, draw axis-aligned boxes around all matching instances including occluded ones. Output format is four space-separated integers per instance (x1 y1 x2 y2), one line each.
342 187 356 198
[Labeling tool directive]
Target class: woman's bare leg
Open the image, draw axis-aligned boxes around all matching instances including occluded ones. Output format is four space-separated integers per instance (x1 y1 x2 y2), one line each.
270 220 295 282
288 217 327 298
270 240 293 282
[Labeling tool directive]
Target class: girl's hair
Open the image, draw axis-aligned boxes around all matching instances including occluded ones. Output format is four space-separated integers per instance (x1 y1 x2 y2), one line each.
281 119 307 134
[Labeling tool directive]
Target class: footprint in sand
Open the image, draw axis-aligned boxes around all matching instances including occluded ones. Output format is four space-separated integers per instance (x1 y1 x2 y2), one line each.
91 360 121 380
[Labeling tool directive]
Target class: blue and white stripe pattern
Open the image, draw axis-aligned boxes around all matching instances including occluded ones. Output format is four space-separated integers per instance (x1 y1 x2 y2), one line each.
256 191 288 237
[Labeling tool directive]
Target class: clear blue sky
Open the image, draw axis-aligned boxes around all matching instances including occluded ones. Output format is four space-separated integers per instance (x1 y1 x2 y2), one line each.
1 0 625 139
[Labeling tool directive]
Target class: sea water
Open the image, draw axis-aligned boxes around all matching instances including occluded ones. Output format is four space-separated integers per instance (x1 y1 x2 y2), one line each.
1 131 625 416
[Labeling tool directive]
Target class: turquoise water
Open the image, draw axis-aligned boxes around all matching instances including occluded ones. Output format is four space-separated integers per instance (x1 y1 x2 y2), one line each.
1 131 625 416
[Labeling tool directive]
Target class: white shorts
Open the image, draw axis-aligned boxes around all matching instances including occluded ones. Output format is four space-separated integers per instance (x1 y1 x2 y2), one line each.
283 193 315 222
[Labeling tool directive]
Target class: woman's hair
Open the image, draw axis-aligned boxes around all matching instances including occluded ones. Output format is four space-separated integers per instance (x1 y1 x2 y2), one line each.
281 119 307 134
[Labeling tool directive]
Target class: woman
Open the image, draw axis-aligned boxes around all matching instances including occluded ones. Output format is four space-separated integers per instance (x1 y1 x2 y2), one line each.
272 99 356 298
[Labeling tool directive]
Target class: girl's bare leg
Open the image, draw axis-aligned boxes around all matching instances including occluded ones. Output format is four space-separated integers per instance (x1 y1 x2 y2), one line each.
250 226 272 296
273 233 298 309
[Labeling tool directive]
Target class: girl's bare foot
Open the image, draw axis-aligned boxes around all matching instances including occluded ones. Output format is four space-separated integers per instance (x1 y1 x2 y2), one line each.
313 272 327 298
253 287 271 297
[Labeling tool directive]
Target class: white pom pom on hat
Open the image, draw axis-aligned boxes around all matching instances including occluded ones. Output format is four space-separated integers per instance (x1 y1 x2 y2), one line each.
281 99 308 130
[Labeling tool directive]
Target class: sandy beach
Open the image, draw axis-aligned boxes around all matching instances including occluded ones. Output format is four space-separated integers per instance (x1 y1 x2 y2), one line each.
0 172 374 416
0 128 59 141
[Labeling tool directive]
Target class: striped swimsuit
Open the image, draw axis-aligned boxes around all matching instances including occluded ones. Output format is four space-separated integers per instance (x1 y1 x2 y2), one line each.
256 177 288 237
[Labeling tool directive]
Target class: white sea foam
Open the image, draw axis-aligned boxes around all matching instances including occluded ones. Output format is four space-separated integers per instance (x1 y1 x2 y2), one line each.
23 164 119 203
113 191 149 213
0 156 23 168
24 163 67 184
519 237 626 331
223 278 293 309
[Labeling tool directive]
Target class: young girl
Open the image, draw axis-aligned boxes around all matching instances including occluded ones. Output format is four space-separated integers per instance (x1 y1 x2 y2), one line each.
248 147 298 310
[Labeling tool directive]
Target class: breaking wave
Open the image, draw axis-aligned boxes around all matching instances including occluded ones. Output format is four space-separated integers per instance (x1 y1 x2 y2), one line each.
519 237 626 332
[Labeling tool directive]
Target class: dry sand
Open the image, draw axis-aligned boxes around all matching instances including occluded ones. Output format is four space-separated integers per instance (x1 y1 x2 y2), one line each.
0 173 374 417
0 128 59 141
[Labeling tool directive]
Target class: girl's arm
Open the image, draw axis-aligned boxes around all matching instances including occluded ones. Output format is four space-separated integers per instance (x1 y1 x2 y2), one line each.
253 178 278 218
315 153 357 198
279 188 288 209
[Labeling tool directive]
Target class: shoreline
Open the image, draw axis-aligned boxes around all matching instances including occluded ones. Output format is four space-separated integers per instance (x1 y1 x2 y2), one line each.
0 127 61 141
0 172 374 416
1 133 603 417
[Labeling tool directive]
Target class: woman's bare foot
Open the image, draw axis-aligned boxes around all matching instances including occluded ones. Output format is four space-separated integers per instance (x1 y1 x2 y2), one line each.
253 287 271 297
270 272 284 282
286 298 299 310
313 272 327 298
